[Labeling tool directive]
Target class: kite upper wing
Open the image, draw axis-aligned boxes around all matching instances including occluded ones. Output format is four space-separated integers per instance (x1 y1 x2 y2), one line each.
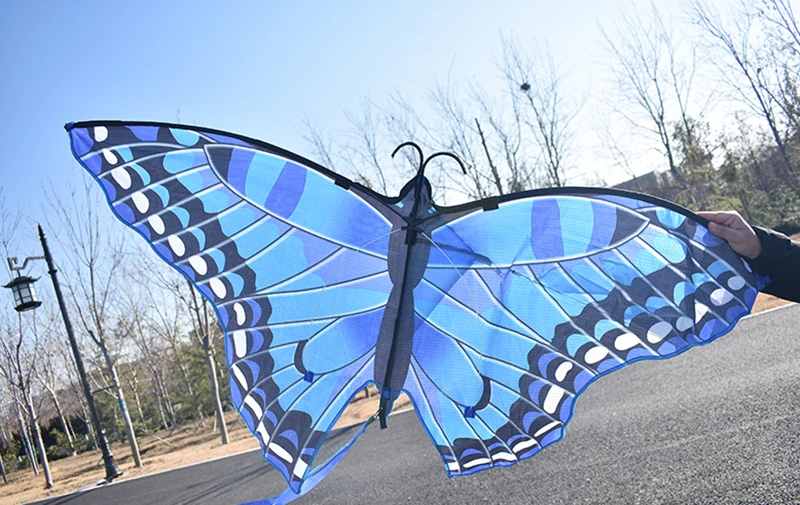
405 191 764 475
66 121 396 494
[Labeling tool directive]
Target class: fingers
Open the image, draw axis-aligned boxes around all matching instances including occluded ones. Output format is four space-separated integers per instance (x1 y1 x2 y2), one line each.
698 210 744 229
696 211 718 221
705 220 736 241
697 210 762 259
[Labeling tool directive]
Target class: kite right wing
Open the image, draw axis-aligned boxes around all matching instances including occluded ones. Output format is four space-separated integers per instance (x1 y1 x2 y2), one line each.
405 190 764 476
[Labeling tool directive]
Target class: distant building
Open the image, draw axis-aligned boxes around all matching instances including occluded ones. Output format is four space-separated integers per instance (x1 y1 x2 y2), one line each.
612 169 681 201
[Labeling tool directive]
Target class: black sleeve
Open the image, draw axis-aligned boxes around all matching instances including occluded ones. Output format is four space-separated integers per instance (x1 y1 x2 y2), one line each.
749 227 800 303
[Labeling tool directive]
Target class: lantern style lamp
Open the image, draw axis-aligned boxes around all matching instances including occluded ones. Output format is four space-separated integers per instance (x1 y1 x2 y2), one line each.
3 275 42 312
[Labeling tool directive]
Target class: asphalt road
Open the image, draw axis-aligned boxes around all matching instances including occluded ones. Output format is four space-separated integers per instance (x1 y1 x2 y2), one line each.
29 304 800 505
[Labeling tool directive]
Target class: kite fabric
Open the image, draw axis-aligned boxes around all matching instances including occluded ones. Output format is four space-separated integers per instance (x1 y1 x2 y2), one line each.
66 121 765 503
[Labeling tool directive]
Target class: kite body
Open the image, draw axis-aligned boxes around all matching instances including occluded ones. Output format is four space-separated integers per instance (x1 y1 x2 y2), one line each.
66 121 763 501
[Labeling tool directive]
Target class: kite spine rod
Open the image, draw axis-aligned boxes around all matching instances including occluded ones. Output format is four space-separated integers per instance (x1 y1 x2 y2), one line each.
377 144 466 428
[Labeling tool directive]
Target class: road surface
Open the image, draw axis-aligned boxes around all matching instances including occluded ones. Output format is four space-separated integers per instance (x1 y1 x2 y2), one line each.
28 304 800 504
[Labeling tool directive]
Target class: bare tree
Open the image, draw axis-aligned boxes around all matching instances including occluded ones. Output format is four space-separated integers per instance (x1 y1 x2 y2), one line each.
123 252 204 429
185 282 228 444
689 0 799 188
750 0 800 134
760 0 800 49
601 1 708 188
0 191 52 484
0 308 53 487
121 305 177 430
0 399 9 484
33 309 76 457
502 37 580 188
426 78 489 198
137 250 229 444
144 293 200 423
126 368 149 433
55 332 98 450
597 119 646 191
301 36 581 202
45 180 142 467
303 99 409 195
474 117 505 195
9 386 37 474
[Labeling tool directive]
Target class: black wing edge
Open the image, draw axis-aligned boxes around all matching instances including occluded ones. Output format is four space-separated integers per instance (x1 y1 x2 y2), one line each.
64 120 709 228
441 188 712 229
64 119 373 200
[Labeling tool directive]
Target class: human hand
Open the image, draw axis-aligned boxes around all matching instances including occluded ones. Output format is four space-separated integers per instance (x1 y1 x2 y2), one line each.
696 211 762 259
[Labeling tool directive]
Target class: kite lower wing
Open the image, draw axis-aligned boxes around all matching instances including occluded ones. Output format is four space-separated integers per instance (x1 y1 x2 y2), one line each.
405 192 762 476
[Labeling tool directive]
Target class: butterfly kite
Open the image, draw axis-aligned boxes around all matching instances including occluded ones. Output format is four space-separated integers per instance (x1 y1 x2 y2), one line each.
66 121 764 504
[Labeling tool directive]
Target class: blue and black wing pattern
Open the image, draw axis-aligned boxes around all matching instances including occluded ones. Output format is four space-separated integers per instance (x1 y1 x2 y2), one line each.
68 122 766 500
67 122 394 492
406 193 764 476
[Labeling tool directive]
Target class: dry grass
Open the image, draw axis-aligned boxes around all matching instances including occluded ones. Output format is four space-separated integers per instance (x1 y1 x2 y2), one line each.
4 233 796 504
2 392 410 505
750 292 792 313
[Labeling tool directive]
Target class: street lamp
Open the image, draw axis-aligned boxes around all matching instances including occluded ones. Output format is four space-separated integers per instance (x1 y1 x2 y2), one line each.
4 225 122 482
3 274 42 312
5 256 43 312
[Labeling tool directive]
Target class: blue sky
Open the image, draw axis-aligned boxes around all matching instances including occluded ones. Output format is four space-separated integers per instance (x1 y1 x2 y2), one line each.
0 0 679 226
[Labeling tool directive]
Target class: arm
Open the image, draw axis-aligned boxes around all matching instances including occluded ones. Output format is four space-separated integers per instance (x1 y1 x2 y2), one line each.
749 227 800 303
698 211 800 303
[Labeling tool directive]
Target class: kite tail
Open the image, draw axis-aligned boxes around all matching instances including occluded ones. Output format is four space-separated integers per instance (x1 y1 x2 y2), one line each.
241 418 373 505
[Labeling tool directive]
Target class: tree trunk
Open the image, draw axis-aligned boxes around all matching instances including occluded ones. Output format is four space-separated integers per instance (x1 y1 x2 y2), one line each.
188 283 228 444
15 396 37 475
158 375 177 428
110 393 119 424
23 391 53 488
0 417 10 447
152 380 170 431
203 301 228 444
170 341 194 396
0 453 7 484
204 339 228 444
47 386 76 457
98 338 141 467
77 394 98 450
196 408 206 429
65 415 76 444
131 378 148 434
475 118 505 195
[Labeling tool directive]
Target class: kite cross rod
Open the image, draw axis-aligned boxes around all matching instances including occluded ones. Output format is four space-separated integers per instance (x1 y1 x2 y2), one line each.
391 142 467 179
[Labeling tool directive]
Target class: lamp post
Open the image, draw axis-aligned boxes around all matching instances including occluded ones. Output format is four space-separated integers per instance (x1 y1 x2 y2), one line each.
4 225 122 482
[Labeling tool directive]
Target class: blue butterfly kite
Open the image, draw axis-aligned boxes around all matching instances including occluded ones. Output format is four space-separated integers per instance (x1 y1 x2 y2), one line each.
66 121 764 504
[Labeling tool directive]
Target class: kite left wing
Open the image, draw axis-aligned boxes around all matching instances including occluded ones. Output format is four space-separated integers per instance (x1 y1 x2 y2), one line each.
66 121 396 498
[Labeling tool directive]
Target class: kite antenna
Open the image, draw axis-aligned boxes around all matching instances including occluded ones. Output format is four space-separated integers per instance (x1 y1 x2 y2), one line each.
392 141 424 171
392 142 467 178
422 152 467 177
